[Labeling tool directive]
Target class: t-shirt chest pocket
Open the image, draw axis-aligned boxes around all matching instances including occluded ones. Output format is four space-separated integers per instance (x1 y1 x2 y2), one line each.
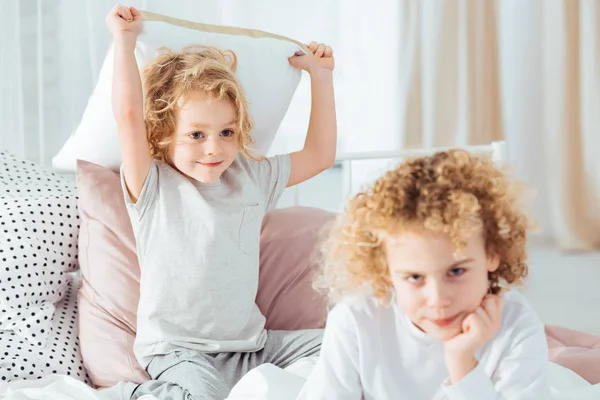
238 203 263 256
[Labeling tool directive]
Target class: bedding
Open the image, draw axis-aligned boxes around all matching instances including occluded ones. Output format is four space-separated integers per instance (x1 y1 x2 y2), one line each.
52 10 307 171
1 359 600 400
0 150 79 347
0 277 89 385
546 325 600 384
228 359 600 400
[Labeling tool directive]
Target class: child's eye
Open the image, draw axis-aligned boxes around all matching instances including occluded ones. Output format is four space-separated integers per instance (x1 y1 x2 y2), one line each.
189 132 204 140
221 129 234 137
449 268 465 277
407 274 423 283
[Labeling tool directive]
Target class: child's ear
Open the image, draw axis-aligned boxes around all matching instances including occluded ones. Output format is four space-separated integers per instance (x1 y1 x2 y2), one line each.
487 252 501 272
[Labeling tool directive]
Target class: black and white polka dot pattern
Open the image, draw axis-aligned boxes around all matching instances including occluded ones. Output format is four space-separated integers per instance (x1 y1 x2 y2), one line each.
0 278 90 384
1 150 79 347
0 150 75 197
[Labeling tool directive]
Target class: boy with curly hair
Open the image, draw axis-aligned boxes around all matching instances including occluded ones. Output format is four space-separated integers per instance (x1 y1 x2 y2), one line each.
296 150 552 399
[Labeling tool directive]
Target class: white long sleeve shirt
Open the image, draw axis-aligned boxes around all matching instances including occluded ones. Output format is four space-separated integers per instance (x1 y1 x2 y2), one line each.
296 290 552 400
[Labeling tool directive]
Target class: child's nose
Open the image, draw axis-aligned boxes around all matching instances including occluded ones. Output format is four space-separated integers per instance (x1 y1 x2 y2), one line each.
204 137 222 155
425 282 453 308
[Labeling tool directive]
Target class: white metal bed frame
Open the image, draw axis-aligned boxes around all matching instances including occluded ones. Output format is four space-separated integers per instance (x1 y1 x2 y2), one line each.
290 140 508 207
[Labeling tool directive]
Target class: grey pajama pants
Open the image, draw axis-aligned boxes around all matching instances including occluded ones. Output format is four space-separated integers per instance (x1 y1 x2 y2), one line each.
99 329 323 400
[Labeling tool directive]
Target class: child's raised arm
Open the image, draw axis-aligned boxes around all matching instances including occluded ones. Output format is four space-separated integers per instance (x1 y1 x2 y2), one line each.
106 4 152 203
286 42 337 187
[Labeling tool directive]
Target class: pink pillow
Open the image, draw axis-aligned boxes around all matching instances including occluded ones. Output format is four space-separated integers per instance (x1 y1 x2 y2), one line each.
76 160 149 388
258 207 332 330
76 160 332 389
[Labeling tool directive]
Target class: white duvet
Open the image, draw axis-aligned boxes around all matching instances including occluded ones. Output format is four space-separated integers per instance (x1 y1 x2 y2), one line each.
1 358 599 400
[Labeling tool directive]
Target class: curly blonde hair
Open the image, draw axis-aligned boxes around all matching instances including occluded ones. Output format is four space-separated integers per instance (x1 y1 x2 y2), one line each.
316 149 531 307
142 45 260 162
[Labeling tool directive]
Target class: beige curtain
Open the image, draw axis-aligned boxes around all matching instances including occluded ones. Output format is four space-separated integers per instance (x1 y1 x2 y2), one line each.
397 0 503 149
342 0 504 201
543 0 600 251
394 0 599 251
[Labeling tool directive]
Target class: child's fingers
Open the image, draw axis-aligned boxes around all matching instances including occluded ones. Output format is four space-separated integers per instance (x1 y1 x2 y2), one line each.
130 6 141 18
308 41 319 52
482 295 503 331
482 296 497 320
323 45 333 57
473 306 490 333
115 4 133 21
495 295 504 318
485 294 503 316
461 312 477 333
315 43 326 58
110 4 123 14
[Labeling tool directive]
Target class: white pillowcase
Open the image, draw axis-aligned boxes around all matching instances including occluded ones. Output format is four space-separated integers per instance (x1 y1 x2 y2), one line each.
0 150 79 347
52 10 306 171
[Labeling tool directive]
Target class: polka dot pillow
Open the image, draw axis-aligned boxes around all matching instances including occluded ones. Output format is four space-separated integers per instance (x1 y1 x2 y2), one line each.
0 150 79 348
0 277 90 384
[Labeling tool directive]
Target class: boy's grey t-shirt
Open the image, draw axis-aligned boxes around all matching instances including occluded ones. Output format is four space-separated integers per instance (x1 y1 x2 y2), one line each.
121 153 291 367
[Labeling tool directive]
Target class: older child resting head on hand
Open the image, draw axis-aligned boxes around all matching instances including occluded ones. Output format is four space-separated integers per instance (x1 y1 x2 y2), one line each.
296 149 552 400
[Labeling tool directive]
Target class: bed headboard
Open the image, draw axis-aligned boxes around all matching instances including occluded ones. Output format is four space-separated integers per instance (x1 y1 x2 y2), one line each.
290 140 508 207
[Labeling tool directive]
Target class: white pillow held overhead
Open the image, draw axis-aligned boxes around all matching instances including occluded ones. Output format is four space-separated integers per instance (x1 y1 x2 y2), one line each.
52 10 307 171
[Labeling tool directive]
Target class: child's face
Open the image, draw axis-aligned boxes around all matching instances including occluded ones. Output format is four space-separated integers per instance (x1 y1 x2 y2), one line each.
385 229 500 341
170 91 239 183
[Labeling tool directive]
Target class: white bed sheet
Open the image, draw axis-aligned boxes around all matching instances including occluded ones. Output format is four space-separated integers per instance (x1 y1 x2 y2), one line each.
1 359 600 400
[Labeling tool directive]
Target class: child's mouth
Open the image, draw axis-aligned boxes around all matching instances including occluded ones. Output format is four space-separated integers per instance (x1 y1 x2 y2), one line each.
430 315 459 327
197 161 223 168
